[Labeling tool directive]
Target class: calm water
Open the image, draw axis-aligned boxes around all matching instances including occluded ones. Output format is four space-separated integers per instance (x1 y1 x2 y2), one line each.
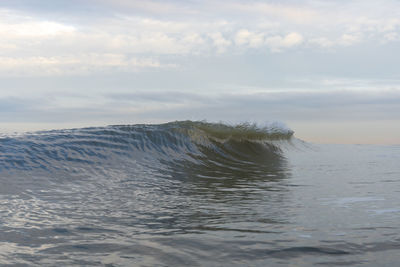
0 121 399 266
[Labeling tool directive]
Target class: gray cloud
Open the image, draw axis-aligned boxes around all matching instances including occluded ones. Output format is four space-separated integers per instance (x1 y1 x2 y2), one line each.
1 88 399 143
107 91 211 104
3 89 399 123
0 97 40 113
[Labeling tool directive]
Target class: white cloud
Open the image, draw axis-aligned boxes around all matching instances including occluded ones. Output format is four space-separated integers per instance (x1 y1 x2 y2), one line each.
308 37 333 48
235 29 251 46
265 32 304 52
339 33 361 46
235 29 264 48
284 32 304 46
1 1 400 76
116 17 190 33
0 21 75 37
0 54 170 76
347 17 400 34
383 32 399 42
380 18 400 32
0 8 76 39
208 32 231 53
0 43 17 51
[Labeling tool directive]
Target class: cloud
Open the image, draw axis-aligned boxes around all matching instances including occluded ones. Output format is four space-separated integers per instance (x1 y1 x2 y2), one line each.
308 37 333 48
1 1 400 77
0 97 37 112
89 0 197 16
5 88 399 122
208 32 232 53
235 29 264 48
1 86 399 143
0 21 75 37
0 8 76 38
339 33 361 46
383 32 399 42
223 2 319 24
0 55 170 76
265 32 304 52
108 91 211 104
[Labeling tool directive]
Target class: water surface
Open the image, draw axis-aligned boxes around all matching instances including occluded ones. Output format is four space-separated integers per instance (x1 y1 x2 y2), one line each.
0 121 399 266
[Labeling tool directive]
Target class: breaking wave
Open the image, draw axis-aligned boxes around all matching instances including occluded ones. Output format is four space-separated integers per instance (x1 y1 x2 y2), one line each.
0 120 294 173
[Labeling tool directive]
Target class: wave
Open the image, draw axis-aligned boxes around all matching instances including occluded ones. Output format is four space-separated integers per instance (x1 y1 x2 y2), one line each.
0 121 294 174
0 121 297 265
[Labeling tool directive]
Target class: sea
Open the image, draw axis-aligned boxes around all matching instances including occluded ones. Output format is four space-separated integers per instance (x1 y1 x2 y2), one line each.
0 121 399 266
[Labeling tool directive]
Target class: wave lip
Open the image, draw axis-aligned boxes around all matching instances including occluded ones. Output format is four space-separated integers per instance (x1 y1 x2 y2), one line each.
168 120 294 142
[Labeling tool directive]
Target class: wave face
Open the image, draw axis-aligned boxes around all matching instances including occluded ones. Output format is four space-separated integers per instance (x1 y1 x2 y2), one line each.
0 120 293 174
0 121 295 266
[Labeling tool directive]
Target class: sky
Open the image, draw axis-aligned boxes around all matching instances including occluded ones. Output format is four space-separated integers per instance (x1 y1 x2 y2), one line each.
0 0 400 144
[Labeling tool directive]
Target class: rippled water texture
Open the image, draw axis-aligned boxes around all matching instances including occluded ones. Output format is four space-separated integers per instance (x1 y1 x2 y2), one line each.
0 121 399 266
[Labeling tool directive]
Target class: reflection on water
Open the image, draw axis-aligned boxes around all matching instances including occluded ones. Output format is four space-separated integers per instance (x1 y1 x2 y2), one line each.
162 140 289 192
156 139 291 237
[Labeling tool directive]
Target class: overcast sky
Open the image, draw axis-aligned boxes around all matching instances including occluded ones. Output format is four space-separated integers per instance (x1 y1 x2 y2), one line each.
1 0 400 143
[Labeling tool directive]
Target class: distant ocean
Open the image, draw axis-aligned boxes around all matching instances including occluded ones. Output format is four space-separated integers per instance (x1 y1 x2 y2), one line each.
1 121 399 266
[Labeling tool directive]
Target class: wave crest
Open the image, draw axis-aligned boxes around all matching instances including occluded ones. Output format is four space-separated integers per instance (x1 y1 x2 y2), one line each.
168 120 294 142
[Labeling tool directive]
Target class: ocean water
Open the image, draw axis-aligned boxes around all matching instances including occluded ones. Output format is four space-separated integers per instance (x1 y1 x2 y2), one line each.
0 121 399 266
